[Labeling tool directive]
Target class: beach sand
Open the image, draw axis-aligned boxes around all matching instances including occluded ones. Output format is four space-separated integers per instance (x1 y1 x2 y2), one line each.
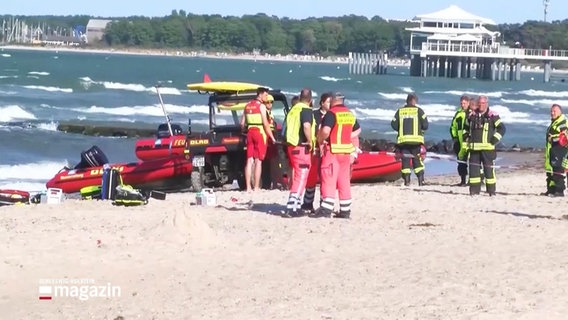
2 152 568 319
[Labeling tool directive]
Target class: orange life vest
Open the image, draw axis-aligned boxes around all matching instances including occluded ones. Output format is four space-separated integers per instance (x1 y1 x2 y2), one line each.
244 99 263 130
328 105 356 154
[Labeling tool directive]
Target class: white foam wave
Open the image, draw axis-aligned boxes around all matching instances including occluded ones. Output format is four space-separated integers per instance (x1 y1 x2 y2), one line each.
319 76 351 82
28 71 50 76
354 104 457 122
72 104 209 117
518 89 568 98
0 75 18 79
0 105 36 122
501 98 568 107
37 121 59 131
490 105 548 126
27 75 40 79
0 90 17 95
354 107 394 121
0 160 68 181
424 90 504 98
23 85 73 93
0 181 47 193
378 92 407 100
80 78 182 95
400 87 413 93
1 54 11 58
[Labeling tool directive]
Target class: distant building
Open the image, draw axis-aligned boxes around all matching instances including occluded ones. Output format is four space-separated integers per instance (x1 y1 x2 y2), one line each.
86 19 112 44
42 35 83 46
406 5 500 55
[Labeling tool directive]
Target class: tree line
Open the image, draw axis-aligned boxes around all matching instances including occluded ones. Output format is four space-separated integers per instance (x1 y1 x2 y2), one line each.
4 11 568 56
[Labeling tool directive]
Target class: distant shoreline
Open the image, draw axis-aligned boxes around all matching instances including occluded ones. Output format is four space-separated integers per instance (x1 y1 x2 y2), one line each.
0 44 411 67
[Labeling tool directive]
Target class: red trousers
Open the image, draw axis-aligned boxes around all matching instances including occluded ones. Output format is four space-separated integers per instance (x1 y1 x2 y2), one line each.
320 147 352 214
285 145 312 211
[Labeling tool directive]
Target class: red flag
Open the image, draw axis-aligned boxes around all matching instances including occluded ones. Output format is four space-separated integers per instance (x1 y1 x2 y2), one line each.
203 73 211 83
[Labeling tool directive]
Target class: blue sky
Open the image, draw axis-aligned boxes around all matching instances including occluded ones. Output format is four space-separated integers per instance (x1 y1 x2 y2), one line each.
3 0 565 24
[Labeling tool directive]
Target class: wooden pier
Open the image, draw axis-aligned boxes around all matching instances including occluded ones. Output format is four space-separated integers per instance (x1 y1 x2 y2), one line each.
348 52 388 75
409 43 568 82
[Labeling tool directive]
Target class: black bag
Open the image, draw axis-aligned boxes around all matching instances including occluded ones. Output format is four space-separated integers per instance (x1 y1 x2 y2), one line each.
101 168 121 200
74 145 109 169
113 185 148 206
156 123 183 138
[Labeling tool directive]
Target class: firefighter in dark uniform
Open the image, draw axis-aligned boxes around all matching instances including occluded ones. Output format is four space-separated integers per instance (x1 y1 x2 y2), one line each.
462 95 506 196
542 104 568 197
391 93 429 186
450 95 470 186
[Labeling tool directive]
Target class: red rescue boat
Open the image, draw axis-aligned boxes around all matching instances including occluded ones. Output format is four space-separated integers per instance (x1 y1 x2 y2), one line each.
351 151 401 183
0 189 31 206
135 134 187 161
46 157 193 194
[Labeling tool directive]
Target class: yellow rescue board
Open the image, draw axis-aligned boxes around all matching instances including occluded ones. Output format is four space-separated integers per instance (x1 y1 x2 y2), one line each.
187 81 269 93
218 102 248 111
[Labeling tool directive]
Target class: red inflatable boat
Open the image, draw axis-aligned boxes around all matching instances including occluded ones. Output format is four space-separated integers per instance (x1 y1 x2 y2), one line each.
351 151 401 182
135 134 186 161
46 158 193 194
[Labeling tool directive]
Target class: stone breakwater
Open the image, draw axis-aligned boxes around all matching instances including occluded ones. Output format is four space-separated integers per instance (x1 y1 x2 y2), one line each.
360 139 543 154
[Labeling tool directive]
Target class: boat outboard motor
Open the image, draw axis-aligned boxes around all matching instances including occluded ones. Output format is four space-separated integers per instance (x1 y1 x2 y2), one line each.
74 145 110 169
156 123 183 138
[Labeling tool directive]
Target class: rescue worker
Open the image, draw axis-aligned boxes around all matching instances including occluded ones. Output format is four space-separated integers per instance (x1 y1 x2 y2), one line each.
542 104 567 197
301 92 332 214
317 92 360 219
240 87 276 192
283 88 316 217
462 95 506 196
450 95 470 186
391 93 429 186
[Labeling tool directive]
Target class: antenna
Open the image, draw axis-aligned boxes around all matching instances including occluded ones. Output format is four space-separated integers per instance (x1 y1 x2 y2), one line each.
543 0 550 22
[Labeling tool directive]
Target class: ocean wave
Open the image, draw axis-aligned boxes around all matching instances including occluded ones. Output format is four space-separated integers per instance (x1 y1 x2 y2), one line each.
400 87 413 93
37 121 59 131
27 75 40 79
319 76 351 82
1 54 11 58
378 92 407 100
0 75 18 79
517 89 568 98
0 90 17 95
490 105 548 126
424 90 504 98
79 77 182 95
28 71 50 76
0 160 68 181
0 105 36 122
23 85 73 93
0 181 47 193
501 98 568 107
71 104 210 117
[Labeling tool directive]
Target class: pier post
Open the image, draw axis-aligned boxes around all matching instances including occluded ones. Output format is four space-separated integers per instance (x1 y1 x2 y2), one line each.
515 60 521 81
466 58 471 78
356 53 362 75
439 57 446 77
544 60 552 82
348 52 353 74
491 60 497 81
497 60 503 81
433 58 439 77
457 58 462 78
508 60 514 81
421 57 427 77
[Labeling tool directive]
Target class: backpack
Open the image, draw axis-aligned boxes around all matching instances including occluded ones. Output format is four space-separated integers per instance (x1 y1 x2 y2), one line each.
113 185 148 206
80 185 102 200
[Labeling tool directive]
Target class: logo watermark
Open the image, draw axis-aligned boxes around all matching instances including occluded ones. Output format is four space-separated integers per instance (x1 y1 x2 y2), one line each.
38 278 121 301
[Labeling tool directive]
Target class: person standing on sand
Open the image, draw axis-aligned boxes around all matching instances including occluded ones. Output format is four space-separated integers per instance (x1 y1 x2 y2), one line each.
391 93 429 186
462 95 506 196
541 104 568 197
450 95 470 186
301 92 332 214
317 92 360 219
282 88 316 217
240 87 276 192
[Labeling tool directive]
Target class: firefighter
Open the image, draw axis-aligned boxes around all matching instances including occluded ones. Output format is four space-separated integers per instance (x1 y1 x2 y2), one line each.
391 93 429 186
542 104 567 197
301 92 333 214
240 87 276 192
283 88 316 217
317 92 360 219
450 95 470 186
462 95 506 196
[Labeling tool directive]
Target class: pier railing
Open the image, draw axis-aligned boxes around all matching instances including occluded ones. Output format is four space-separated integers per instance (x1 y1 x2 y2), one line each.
412 43 568 61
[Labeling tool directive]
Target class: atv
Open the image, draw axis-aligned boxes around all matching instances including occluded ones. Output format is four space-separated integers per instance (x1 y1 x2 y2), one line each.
184 82 291 192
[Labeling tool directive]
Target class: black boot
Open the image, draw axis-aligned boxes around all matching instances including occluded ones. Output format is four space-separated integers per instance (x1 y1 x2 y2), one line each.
334 210 351 219
459 175 467 186
403 174 410 186
417 172 425 186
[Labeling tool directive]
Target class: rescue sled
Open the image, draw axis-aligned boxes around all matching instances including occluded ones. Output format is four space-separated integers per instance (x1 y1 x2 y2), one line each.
0 189 30 206
350 152 401 183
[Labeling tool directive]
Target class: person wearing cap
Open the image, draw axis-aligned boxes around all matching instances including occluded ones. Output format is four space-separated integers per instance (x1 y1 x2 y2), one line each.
317 92 360 219
462 95 505 196
450 95 470 186
391 93 429 186
240 87 276 192
282 88 316 217
542 104 568 196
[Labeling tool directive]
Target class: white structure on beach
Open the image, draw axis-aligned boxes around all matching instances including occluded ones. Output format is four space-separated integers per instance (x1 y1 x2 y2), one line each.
406 5 568 82
86 19 112 44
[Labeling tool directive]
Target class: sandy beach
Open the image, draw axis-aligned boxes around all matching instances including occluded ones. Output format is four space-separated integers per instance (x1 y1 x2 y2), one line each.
1 151 568 319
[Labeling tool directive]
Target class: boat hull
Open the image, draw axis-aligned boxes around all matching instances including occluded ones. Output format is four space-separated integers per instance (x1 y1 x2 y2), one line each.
135 135 187 161
46 158 193 194
351 152 401 183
